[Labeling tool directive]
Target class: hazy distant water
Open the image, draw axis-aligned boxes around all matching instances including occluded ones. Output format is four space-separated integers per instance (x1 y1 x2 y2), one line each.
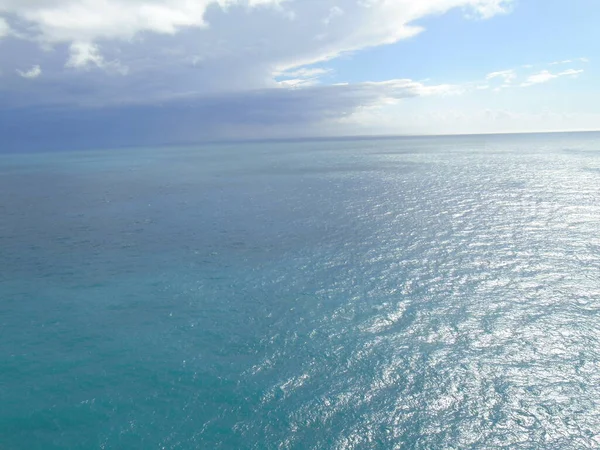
2 133 600 449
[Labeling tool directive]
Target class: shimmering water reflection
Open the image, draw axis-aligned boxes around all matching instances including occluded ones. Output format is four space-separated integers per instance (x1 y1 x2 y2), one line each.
1 133 600 449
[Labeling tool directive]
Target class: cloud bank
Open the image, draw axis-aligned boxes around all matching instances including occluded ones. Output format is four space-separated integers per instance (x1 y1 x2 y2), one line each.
1 78 464 151
1 0 515 90
0 0 528 149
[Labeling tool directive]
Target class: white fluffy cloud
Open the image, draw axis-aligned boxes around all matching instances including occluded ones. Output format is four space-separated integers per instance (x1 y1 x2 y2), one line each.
523 70 557 86
16 64 42 79
17 65 42 80
1 0 513 68
486 69 516 83
549 57 589 65
521 69 583 87
480 63 586 92
469 0 514 18
0 0 515 102
66 42 128 74
0 0 273 42
0 16 9 37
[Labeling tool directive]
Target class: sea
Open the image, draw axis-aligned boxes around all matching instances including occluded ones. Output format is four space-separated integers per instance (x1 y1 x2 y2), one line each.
1 133 600 449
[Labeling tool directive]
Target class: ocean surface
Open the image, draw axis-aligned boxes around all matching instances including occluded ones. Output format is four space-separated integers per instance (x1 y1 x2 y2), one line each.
1 133 600 449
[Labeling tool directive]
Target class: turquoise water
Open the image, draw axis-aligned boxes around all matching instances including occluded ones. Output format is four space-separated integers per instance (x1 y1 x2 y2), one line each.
2 134 600 449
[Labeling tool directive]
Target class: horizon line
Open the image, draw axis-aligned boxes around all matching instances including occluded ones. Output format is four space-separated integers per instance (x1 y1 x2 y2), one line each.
204 129 600 146
3 129 599 155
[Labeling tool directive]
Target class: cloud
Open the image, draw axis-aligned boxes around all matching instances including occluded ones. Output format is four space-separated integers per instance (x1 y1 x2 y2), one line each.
278 68 331 78
485 69 517 91
0 16 9 37
469 0 514 19
0 0 513 47
522 70 556 86
0 1 276 43
549 59 572 66
521 68 583 87
1 1 514 73
558 69 584 77
486 69 516 83
0 0 514 108
483 62 586 90
323 6 344 26
65 42 128 74
0 0 517 149
275 67 332 87
0 77 460 150
409 109 600 135
277 78 320 88
549 57 590 65
16 64 42 79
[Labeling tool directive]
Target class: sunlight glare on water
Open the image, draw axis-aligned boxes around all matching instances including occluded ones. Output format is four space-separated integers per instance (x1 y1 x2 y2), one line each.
1 133 600 449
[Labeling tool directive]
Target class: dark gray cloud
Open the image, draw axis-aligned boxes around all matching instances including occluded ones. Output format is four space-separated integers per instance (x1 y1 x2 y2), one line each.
1 80 453 151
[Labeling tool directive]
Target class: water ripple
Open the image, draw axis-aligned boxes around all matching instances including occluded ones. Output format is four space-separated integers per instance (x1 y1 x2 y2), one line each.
1 134 600 448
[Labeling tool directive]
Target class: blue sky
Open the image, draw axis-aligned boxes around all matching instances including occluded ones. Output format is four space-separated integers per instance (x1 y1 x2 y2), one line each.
1 0 598 149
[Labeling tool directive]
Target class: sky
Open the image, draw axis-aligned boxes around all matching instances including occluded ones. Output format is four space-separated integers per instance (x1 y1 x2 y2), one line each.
1 0 599 150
